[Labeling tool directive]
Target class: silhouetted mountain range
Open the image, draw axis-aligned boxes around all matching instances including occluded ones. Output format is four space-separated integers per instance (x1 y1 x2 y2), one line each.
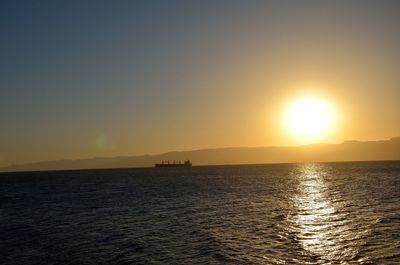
1 137 400 172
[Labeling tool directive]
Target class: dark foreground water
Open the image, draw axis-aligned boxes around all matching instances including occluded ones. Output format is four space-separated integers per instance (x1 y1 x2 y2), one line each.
1 161 399 265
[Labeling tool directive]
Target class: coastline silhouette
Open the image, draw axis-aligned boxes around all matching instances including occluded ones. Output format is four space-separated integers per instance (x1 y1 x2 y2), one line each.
2 137 399 172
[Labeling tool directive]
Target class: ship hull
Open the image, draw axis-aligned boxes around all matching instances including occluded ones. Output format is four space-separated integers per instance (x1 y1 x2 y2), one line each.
155 163 192 167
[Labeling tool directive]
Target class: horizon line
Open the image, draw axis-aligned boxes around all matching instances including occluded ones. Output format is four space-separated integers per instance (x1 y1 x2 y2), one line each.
1 136 399 171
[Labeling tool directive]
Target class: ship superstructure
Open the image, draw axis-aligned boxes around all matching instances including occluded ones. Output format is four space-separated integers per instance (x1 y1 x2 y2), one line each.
155 160 192 167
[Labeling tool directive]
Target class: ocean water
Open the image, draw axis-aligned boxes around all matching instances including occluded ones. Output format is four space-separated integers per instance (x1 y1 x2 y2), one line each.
0 161 399 265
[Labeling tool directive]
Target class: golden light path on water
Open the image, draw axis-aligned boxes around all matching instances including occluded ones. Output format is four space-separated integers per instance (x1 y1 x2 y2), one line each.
287 164 376 263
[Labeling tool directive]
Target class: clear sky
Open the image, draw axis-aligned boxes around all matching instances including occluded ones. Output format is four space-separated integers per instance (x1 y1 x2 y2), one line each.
1 0 399 167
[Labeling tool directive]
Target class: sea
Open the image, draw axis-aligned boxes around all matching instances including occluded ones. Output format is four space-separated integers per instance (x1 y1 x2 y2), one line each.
1 161 399 265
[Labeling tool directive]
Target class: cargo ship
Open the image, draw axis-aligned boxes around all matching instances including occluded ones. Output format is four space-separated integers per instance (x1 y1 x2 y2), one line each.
155 160 192 167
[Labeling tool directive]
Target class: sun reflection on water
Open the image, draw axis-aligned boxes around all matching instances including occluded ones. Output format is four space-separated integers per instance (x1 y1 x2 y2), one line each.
288 164 362 262
295 165 336 255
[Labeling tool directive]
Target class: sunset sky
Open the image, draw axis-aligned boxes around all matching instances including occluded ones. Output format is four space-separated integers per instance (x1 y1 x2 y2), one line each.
1 1 399 167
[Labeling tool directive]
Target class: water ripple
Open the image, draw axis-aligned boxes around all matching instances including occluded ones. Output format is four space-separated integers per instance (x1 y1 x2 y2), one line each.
0 161 399 264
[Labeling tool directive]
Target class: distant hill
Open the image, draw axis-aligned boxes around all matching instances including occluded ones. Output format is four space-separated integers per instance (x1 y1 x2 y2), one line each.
1 137 400 172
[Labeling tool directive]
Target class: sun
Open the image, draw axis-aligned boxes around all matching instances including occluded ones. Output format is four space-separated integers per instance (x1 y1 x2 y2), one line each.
283 96 337 144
